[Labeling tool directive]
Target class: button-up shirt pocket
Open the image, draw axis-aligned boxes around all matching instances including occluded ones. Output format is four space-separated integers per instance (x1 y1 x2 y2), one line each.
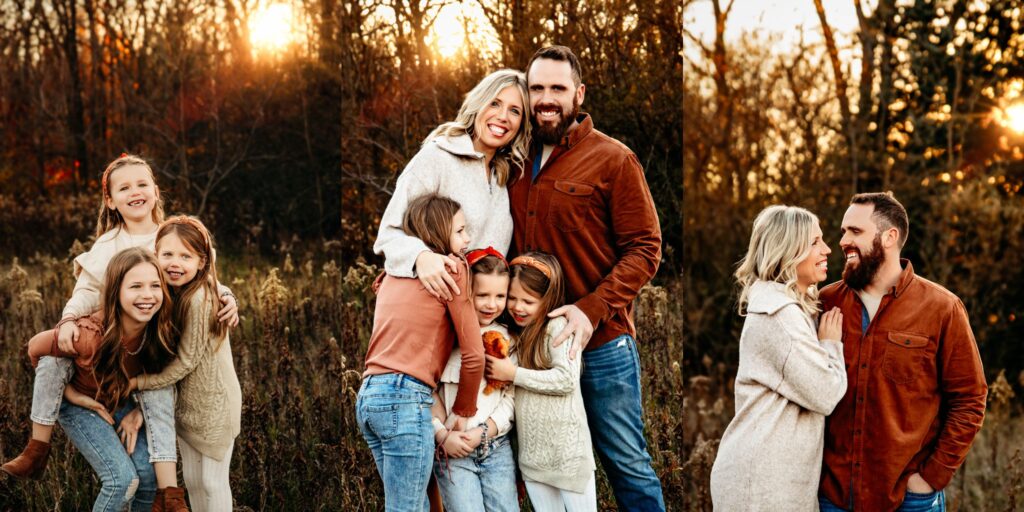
882 331 932 384
549 180 595 232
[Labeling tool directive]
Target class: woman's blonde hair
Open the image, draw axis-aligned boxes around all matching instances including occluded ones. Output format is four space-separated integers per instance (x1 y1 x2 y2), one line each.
425 69 530 188
735 205 821 317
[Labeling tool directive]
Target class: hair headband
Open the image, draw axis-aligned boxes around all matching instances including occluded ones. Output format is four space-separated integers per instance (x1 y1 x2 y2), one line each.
162 215 212 250
101 153 133 200
466 246 508 267
509 255 552 279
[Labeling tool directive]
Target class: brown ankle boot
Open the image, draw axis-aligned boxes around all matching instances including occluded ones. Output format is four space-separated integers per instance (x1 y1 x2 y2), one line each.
153 486 190 512
1 439 51 480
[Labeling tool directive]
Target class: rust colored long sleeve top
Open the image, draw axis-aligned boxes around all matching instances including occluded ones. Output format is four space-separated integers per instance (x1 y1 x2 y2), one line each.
362 261 485 417
818 260 987 511
508 114 662 350
28 314 144 401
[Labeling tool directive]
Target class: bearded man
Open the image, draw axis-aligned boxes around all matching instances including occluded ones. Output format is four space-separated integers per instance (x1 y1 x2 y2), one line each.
817 192 987 512
507 45 665 511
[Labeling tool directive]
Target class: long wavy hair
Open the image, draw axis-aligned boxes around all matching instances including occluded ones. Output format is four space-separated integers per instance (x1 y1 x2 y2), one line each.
735 205 821 317
402 194 472 299
92 247 176 412
156 216 228 351
95 154 166 238
425 69 530 188
508 252 565 371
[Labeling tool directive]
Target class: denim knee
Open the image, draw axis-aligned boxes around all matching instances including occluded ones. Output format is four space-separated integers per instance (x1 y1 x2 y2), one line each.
137 387 177 463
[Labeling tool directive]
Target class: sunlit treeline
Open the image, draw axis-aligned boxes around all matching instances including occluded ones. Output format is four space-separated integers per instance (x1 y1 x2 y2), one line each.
0 0 340 252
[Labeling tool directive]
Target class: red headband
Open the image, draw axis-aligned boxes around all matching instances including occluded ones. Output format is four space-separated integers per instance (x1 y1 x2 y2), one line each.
509 255 552 279
101 153 133 200
466 246 508 267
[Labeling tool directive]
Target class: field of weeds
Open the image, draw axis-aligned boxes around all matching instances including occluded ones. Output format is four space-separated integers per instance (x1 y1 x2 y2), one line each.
0 251 684 510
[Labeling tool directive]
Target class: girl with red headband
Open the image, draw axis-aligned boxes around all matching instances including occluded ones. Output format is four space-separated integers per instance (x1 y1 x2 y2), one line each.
429 246 519 512
2 154 240 510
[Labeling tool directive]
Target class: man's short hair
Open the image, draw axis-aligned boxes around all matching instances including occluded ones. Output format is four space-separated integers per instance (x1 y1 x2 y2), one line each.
851 192 910 248
527 46 583 87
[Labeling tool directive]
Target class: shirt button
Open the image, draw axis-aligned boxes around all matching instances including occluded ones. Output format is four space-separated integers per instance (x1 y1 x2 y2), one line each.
569 186 576 192
861 363 867 369
528 211 535 216
857 396 864 403
856 429 862 435
904 340 911 345
855 462 861 467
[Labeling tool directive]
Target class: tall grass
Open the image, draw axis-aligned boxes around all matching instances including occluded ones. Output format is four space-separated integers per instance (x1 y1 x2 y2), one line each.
0 251 684 510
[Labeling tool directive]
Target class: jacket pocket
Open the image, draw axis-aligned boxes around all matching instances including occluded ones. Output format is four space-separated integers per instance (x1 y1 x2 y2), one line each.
548 180 594 232
882 331 931 384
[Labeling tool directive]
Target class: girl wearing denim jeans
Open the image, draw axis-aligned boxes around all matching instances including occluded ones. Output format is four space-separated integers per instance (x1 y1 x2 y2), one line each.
1 155 238 508
430 247 518 512
22 248 181 511
359 194 485 512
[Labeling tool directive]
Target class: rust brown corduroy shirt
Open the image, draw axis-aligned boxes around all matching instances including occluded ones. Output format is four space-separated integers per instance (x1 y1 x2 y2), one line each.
362 261 484 417
818 260 987 511
509 114 661 350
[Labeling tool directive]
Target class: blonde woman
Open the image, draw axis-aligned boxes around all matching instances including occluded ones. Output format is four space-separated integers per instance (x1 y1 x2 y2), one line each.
710 205 848 511
374 69 530 300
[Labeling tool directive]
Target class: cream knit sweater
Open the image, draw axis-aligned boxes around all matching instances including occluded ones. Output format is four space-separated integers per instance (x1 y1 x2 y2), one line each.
372 134 514 277
513 317 595 494
64 228 158 319
137 288 242 461
710 280 847 511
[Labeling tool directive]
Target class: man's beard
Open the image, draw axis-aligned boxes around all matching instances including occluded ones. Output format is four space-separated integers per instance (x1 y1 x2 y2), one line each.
842 234 885 290
532 97 580 145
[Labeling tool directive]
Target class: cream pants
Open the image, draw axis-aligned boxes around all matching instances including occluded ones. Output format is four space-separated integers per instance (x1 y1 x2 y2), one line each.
179 437 234 512
524 472 597 512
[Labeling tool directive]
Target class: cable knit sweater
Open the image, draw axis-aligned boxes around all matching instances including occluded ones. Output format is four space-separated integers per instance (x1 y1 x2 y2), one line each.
512 316 595 493
137 288 242 461
372 134 514 277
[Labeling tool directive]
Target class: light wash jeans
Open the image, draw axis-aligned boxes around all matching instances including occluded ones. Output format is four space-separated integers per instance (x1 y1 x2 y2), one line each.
356 373 435 512
819 489 947 512
32 355 177 463
580 334 665 512
58 400 157 512
434 433 519 512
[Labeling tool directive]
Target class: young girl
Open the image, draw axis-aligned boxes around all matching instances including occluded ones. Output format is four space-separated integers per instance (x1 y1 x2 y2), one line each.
485 252 597 512
25 247 179 511
2 154 236 505
129 216 242 512
431 247 518 512
358 194 485 511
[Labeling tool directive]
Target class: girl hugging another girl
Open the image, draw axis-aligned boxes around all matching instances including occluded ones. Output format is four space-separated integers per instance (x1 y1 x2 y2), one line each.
486 252 597 512
431 247 518 512
358 194 485 512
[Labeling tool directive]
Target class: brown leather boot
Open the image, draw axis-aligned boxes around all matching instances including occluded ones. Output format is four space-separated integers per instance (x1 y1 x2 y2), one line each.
1 439 51 479
153 486 190 512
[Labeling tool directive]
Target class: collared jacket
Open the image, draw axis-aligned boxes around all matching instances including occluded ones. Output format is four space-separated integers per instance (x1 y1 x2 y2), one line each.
819 260 987 511
710 280 846 511
508 114 661 350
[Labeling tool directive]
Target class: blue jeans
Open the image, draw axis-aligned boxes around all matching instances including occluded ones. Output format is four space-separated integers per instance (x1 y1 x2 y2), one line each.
434 434 519 512
819 490 946 511
580 334 665 512
356 373 435 512
31 356 177 463
58 400 156 512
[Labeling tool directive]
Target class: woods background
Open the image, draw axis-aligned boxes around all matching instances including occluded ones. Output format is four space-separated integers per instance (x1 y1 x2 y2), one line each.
683 0 1024 510
1 0 684 510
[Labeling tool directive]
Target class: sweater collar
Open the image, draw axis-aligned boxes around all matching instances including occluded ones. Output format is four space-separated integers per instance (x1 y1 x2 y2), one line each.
433 133 484 159
746 280 799 315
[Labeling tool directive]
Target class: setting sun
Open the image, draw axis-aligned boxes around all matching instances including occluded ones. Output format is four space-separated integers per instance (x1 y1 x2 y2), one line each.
1004 104 1024 134
432 6 465 59
250 3 294 53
